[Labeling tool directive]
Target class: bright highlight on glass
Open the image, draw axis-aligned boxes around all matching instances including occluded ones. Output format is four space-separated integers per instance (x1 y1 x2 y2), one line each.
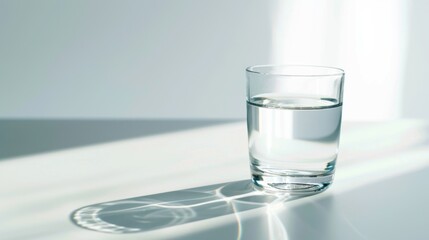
246 65 345 195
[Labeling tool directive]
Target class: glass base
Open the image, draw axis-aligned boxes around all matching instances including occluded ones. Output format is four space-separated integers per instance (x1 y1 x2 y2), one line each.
251 167 334 195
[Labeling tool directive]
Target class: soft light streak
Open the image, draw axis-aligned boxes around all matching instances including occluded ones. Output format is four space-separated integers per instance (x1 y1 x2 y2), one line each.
271 0 408 120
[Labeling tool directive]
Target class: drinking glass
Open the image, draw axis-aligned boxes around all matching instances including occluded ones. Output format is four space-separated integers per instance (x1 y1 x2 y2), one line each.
246 65 345 195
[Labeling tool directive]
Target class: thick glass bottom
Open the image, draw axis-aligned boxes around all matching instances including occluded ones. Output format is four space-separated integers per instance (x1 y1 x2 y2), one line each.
251 165 334 195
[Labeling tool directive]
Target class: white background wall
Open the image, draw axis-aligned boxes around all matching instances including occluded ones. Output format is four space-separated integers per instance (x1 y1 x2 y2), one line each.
0 0 428 120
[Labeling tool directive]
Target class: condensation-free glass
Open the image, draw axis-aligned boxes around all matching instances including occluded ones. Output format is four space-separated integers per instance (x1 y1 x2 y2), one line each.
246 65 344 195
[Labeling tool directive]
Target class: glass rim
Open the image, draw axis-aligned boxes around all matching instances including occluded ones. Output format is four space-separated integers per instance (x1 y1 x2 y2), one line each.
246 64 345 77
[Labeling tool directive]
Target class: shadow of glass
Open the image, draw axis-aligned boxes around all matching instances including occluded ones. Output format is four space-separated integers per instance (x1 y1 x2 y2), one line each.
70 180 302 234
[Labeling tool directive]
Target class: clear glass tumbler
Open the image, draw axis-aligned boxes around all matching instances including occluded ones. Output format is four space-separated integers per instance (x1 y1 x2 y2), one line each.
246 65 345 195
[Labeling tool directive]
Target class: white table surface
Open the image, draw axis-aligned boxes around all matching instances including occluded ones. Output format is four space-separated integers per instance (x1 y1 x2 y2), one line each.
1 119 429 240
